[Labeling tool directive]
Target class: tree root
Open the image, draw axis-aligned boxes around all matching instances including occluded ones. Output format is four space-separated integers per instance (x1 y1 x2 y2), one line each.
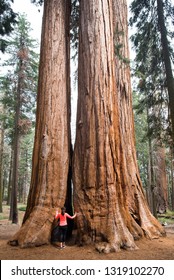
8 206 55 248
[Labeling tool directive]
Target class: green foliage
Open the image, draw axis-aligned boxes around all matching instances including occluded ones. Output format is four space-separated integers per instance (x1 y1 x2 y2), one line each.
18 130 35 201
0 204 26 220
31 0 44 5
70 0 79 60
133 90 149 187
158 216 174 224
130 0 174 145
131 0 174 211
0 14 39 137
165 209 174 216
0 14 39 204
0 75 16 144
18 206 26 212
158 210 174 224
0 214 7 220
0 0 17 52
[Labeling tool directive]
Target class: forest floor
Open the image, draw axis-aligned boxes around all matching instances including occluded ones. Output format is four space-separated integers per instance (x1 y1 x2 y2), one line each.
0 206 174 260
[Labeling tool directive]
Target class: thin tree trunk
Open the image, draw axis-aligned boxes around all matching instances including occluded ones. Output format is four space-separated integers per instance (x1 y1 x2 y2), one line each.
18 148 27 204
171 146 174 211
157 0 174 143
23 149 28 204
0 122 4 213
73 0 165 253
10 69 22 224
7 150 13 206
155 146 167 213
2 169 8 201
9 0 71 247
148 135 157 217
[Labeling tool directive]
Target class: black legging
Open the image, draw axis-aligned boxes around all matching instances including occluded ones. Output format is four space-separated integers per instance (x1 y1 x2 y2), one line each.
59 225 68 242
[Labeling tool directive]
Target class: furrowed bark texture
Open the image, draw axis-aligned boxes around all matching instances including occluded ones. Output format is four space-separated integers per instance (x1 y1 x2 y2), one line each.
73 0 165 253
154 146 167 213
9 0 71 247
113 0 164 236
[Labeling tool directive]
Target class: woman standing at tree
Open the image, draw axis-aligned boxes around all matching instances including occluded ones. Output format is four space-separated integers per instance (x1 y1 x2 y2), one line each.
55 207 77 248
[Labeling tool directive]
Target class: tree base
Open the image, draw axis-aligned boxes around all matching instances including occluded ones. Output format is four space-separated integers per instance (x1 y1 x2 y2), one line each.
8 206 55 248
95 241 139 253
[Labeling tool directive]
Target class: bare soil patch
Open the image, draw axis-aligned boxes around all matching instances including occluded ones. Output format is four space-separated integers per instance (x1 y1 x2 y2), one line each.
0 219 174 260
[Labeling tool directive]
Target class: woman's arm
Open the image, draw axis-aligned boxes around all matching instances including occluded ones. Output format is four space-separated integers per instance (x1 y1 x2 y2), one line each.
55 211 60 219
66 213 77 219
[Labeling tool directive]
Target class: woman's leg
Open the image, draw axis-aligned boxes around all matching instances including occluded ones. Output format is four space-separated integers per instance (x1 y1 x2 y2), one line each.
62 226 67 247
59 227 63 248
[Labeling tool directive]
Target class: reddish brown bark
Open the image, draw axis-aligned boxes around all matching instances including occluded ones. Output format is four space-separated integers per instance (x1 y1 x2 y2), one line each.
171 147 174 211
154 146 168 213
73 0 165 253
9 0 71 247
112 0 165 235
0 119 4 213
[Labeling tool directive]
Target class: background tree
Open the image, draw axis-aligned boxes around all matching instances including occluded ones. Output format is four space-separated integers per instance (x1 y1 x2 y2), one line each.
132 91 149 189
157 0 174 143
0 0 17 52
0 76 14 213
18 132 34 204
0 14 39 222
168 147 174 210
154 145 168 213
130 0 174 213
0 0 17 210
0 103 4 213
130 0 173 141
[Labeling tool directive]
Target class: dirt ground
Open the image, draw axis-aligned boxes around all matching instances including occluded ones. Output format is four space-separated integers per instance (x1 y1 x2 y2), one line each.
0 219 174 260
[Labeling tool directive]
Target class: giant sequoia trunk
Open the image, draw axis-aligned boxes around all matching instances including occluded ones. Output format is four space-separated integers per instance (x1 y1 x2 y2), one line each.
9 0 71 247
73 0 165 253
